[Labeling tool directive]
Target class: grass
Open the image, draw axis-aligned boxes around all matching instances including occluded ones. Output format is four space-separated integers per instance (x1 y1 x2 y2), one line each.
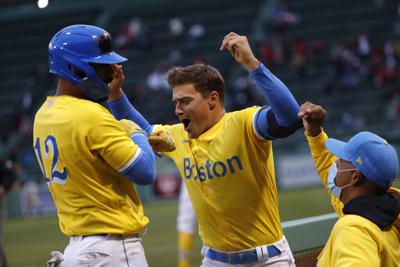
8 179 400 266
4 186 336 267
9 179 392 267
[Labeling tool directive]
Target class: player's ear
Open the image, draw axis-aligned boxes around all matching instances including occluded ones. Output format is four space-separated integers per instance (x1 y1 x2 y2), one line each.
208 91 219 110
352 170 364 187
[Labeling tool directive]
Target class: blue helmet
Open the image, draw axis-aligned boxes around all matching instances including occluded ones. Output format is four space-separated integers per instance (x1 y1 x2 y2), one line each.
48 24 127 102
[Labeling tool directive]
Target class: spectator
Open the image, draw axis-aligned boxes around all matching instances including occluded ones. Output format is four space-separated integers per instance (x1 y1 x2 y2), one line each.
115 17 152 50
146 61 170 91
167 17 185 46
0 158 18 267
186 23 206 48
271 2 300 32
386 84 400 121
291 39 308 80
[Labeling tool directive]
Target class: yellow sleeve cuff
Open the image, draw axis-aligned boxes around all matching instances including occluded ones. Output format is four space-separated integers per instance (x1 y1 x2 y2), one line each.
305 129 329 156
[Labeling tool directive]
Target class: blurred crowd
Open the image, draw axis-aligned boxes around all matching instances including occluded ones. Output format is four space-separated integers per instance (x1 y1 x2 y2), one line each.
1 0 400 193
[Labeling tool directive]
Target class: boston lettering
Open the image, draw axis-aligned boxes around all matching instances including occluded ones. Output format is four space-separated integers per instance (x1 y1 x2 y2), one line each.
183 156 243 182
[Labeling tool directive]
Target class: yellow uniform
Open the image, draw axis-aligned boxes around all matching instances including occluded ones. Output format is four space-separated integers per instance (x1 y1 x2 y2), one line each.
33 96 149 236
306 130 400 267
158 106 283 251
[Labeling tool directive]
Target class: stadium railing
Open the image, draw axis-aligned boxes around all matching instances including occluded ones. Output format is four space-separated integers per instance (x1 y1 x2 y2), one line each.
283 212 338 267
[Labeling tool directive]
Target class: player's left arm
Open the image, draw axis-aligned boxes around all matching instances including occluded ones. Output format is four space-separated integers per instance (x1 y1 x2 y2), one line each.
220 32 302 139
107 65 176 153
116 119 156 185
87 110 155 185
107 64 154 135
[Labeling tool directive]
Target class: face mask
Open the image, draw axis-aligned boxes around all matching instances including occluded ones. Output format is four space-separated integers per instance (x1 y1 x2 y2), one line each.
327 163 357 200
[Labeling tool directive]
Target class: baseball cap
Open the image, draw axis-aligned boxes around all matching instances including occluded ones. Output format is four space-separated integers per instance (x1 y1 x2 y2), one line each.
325 131 399 189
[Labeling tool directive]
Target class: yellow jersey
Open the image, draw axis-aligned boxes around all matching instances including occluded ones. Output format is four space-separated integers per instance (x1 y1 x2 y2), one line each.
306 130 400 267
33 96 149 236
158 106 283 251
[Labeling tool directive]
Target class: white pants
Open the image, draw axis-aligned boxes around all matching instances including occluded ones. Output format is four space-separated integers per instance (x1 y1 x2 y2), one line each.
201 237 295 267
177 180 197 234
61 235 148 267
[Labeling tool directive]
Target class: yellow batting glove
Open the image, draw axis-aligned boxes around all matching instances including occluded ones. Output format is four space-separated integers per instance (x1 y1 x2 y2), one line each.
148 129 176 152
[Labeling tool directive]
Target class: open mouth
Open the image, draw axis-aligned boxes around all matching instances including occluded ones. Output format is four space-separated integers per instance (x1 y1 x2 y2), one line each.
182 119 191 130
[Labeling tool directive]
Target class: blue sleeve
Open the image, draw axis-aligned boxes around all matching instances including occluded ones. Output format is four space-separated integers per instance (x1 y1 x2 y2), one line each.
108 95 154 135
250 64 302 139
121 133 156 185
254 107 271 139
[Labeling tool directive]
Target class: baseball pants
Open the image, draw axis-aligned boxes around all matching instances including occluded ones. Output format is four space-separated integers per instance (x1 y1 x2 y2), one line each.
61 234 148 267
177 180 197 234
200 236 295 267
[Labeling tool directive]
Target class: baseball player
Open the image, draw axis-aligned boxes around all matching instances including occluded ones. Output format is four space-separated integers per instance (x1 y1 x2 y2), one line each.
299 102 400 266
33 24 157 267
177 181 198 267
108 32 302 266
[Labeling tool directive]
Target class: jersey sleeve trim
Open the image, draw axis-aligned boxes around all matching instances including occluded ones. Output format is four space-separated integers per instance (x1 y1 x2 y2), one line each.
118 148 141 173
252 108 268 141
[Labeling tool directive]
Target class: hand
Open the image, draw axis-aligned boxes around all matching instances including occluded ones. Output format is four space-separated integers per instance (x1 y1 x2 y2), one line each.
148 130 176 152
220 32 260 71
108 64 125 101
298 102 326 137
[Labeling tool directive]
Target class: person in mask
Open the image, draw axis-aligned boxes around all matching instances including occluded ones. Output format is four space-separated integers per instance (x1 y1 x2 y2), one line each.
298 101 400 267
34 24 156 267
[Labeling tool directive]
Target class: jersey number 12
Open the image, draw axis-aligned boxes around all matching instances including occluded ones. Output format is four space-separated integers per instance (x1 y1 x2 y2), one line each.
34 135 68 184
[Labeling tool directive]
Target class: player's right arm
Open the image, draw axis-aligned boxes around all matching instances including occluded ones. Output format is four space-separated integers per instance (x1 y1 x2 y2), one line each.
298 102 333 183
299 102 343 215
117 119 155 184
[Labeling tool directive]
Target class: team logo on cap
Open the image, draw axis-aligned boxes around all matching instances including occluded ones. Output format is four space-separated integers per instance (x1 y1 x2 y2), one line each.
356 156 363 165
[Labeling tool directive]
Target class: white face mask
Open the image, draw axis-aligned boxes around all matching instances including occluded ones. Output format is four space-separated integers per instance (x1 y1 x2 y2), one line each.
327 163 357 200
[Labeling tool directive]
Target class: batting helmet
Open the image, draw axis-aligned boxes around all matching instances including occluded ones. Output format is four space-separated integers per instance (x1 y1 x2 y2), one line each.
48 24 127 101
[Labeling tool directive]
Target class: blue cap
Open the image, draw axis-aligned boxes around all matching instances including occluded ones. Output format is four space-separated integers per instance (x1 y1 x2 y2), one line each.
325 131 399 189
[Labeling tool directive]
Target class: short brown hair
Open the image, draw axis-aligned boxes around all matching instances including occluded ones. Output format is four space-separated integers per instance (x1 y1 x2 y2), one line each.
167 64 225 103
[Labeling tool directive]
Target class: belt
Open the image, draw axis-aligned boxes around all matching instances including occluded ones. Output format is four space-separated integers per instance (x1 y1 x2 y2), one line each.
82 233 142 239
204 245 281 264
81 227 147 240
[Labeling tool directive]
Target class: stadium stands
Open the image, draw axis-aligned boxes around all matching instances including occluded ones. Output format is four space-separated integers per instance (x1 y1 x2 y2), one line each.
0 0 398 184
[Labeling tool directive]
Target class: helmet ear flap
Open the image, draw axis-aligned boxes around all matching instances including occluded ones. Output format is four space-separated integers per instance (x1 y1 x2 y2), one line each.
67 58 109 102
60 54 92 83
73 66 86 79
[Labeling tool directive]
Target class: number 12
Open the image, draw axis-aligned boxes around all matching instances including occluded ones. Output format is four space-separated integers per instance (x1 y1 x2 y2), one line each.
34 135 68 184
